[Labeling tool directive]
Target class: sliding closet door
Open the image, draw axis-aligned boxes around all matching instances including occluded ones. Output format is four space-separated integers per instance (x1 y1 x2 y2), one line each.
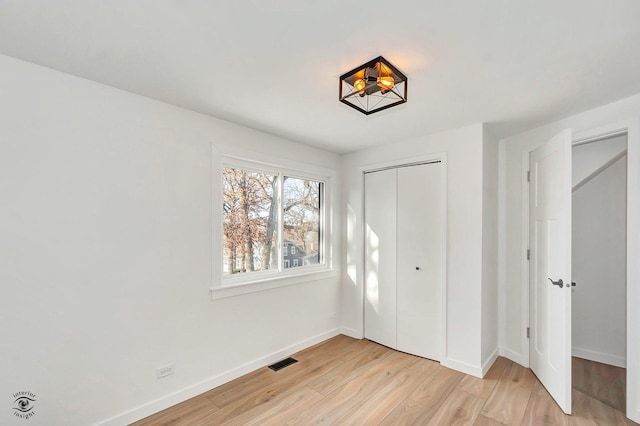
396 163 443 360
364 169 397 349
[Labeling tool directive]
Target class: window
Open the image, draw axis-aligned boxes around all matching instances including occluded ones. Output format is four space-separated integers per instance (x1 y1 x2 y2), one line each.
222 162 325 281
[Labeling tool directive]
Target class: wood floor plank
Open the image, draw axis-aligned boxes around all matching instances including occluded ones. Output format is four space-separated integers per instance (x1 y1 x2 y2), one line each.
334 367 429 424
426 388 485 425
200 377 316 423
573 356 626 412
292 334 357 362
201 355 340 423
570 389 618 426
220 386 323 426
409 366 465 410
199 367 273 407
379 399 435 425
457 356 512 399
332 337 384 361
131 396 219 426
405 354 442 376
473 414 507 425
521 393 569 426
209 349 340 408
285 352 417 425
480 361 536 425
306 339 393 395
313 347 412 396
532 378 554 399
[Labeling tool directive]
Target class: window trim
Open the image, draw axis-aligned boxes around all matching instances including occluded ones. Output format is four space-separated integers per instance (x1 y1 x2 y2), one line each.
212 151 335 299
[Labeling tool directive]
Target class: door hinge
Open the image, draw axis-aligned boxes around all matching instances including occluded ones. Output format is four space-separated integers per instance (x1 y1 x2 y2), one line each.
527 170 530 182
527 249 530 260
527 327 530 339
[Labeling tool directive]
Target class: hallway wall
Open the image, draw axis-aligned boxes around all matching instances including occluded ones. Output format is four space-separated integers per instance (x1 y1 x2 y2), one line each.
572 150 627 367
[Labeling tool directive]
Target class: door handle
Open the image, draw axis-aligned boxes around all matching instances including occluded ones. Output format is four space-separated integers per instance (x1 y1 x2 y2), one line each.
572 281 576 287
548 278 564 288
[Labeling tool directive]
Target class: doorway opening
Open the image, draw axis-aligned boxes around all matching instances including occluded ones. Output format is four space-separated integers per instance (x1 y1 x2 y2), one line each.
571 133 627 414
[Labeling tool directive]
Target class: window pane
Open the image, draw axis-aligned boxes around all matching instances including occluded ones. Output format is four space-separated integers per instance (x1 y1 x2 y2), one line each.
283 177 322 268
223 167 277 275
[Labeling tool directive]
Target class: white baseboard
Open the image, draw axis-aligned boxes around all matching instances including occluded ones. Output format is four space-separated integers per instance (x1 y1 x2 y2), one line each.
339 326 362 339
97 328 341 425
480 349 499 378
441 357 483 378
499 346 526 367
572 347 626 368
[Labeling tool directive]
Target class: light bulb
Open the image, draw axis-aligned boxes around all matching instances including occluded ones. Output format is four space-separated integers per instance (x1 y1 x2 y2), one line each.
353 78 366 96
377 76 395 92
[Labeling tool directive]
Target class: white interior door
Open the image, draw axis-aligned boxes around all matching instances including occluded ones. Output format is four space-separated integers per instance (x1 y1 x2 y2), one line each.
364 169 397 349
529 129 572 414
397 163 443 360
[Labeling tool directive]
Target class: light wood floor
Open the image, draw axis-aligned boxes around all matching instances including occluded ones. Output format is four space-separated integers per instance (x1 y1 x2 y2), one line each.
132 335 638 425
573 356 626 413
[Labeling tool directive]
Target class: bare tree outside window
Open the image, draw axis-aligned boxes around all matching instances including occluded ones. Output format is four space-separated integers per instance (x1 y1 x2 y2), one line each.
223 166 323 276
283 177 321 268
223 167 276 274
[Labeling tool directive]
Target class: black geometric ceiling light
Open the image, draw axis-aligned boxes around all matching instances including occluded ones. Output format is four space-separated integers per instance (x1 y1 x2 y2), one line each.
339 56 408 115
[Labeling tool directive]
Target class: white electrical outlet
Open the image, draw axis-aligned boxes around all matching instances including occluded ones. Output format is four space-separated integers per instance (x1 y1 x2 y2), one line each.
156 364 175 379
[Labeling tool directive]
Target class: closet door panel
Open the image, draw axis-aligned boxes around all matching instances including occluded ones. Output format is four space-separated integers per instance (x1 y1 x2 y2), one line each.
397 163 443 360
364 169 397 349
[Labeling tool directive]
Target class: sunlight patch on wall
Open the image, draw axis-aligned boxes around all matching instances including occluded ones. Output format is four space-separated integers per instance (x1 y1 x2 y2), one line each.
347 204 357 285
366 223 380 313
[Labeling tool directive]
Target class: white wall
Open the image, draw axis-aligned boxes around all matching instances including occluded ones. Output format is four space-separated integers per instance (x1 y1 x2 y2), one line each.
0 54 341 426
481 128 499 371
573 134 627 187
340 123 491 377
498 93 640 422
572 151 627 367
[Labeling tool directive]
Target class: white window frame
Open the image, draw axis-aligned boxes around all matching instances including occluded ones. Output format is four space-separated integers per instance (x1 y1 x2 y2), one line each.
293 258 299 267
211 151 336 300
291 246 296 255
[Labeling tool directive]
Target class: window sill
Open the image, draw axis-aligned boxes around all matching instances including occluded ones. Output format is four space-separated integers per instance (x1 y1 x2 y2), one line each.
210 269 338 300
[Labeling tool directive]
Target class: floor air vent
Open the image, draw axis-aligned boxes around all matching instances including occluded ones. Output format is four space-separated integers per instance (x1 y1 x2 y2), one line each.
268 357 298 371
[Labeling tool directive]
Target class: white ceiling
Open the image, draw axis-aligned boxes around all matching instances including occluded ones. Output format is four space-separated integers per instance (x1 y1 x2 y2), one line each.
1 1 640 153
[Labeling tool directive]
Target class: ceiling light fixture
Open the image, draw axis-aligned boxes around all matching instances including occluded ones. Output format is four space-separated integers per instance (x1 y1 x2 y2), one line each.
339 56 407 115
